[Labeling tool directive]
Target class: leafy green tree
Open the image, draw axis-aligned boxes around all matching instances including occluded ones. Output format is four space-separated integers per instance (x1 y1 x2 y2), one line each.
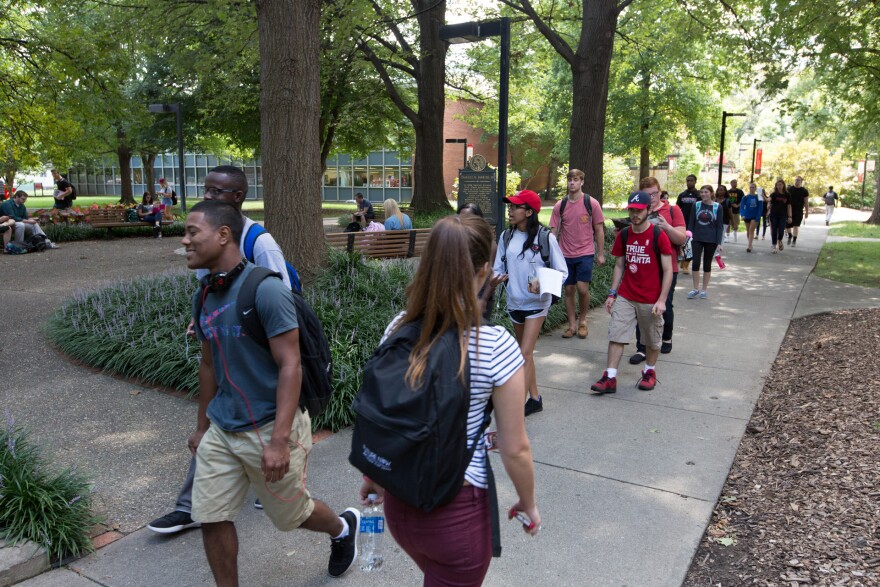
738 140 847 200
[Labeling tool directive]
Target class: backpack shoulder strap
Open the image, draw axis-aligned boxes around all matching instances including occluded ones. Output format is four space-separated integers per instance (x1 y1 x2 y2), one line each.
243 222 266 263
238 266 283 348
652 225 662 256
537 226 552 265
584 194 594 218
501 228 515 273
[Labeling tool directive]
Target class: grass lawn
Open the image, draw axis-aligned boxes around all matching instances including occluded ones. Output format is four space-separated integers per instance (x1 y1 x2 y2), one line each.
815 241 880 288
828 220 880 239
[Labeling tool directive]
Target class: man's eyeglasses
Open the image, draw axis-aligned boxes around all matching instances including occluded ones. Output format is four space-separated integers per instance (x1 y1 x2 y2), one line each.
203 187 239 197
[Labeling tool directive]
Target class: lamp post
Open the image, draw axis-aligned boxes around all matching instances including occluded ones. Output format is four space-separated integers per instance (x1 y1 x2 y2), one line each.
750 138 762 183
859 152 879 210
445 138 468 168
718 111 746 187
148 103 186 212
440 18 510 237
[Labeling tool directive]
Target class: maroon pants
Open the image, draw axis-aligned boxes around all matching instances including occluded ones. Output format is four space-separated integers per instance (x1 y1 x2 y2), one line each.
385 485 491 587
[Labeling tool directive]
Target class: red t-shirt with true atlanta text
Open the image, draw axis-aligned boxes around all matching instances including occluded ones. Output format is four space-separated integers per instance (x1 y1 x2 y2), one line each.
611 226 674 304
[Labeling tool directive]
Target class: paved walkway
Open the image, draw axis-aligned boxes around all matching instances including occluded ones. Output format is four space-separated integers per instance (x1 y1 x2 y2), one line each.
4 209 877 586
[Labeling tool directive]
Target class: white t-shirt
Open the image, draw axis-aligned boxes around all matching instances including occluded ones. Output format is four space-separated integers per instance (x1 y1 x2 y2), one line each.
382 314 525 489
195 216 291 288
492 228 568 311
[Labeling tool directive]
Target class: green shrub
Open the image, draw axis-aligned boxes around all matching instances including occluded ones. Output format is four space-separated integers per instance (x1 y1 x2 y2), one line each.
44 222 185 242
0 414 98 560
47 230 616 431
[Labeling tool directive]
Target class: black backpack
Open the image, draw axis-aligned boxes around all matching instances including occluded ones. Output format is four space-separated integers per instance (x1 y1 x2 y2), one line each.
349 321 492 512
171 190 177 206
194 267 334 418
27 233 49 252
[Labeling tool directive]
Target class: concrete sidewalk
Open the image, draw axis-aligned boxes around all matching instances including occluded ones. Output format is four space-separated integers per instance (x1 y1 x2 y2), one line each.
5 210 878 586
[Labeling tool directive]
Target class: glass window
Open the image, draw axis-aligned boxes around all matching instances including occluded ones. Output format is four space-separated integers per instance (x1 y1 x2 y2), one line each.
255 166 262 187
323 168 339 186
353 166 368 187
207 155 218 167
400 167 412 188
185 154 195 167
369 166 383 187
385 167 400 187
186 167 197 187
133 168 143 184
196 154 208 167
244 168 256 188
197 168 208 186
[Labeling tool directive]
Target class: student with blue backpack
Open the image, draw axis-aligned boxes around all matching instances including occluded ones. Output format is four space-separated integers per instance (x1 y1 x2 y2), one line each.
686 185 725 300
149 165 302 535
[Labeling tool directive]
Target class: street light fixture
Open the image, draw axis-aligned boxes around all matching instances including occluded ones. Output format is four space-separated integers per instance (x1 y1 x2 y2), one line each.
718 111 746 187
148 102 187 212
440 18 510 237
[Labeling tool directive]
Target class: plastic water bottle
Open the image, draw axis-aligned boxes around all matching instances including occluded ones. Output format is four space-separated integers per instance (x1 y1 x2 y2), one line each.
359 494 384 572
528 260 537 285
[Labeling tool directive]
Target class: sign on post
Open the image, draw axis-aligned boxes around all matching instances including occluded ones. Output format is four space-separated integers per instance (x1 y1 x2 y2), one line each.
457 154 498 229
755 149 763 175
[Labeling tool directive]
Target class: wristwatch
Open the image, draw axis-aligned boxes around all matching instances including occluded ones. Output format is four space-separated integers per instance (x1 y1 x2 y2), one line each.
608 289 618 298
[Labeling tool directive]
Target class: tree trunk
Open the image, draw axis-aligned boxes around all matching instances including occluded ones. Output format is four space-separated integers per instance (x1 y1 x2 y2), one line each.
256 0 326 277
409 1 449 213
568 0 619 203
141 152 157 196
117 129 134 205
868 166 880 224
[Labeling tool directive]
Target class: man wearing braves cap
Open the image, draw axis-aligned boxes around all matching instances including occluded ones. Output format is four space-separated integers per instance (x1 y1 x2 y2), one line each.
590 191 674 394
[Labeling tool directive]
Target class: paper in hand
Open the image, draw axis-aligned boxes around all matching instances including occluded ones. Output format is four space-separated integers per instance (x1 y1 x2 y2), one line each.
537 267 564 298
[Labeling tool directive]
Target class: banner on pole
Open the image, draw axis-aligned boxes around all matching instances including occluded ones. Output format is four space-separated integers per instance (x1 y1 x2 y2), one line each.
755 149 763 175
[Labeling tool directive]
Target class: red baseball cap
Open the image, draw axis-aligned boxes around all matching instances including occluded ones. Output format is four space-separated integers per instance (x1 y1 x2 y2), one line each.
504 189 541 213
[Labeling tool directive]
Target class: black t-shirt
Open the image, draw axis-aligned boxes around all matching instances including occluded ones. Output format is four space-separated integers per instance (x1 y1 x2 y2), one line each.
769 191 790 216
676 189 700 225
55 177 75 209
788 186 809 212
729 188 745 213
718 197 731 224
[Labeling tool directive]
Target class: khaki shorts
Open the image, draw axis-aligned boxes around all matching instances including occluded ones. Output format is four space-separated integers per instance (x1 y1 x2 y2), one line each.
608 296 663 349
192 409 315 531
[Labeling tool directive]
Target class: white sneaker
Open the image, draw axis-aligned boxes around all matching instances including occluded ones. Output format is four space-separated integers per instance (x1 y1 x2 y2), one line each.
699 290 708 299
47 242 59 249
687 289 699 299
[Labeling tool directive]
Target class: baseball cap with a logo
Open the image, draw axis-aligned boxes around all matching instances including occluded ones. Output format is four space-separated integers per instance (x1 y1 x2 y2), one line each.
627 191 651 210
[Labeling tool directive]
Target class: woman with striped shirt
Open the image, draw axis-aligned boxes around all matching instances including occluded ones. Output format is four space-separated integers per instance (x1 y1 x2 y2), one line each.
359 214 540 585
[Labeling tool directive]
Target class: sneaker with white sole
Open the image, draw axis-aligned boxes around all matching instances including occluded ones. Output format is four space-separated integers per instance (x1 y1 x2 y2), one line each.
147 510 201 534
328 508 360 577
687 289 699 299
699 290 708 299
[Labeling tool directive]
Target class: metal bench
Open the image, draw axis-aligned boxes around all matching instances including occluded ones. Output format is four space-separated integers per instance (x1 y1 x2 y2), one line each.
325 228 431 259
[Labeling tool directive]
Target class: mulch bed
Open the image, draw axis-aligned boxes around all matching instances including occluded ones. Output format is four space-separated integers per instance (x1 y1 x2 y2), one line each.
684 308 880 586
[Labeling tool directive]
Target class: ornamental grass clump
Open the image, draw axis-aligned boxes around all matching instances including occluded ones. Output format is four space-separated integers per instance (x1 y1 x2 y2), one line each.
0 412 98 560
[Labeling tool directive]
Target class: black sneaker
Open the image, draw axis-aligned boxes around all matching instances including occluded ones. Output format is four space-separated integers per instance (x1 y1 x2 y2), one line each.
147 510 201 534
152 225 161 238
328 508 360 577
629 351 646 364
660 341 672 354
524 396 543 417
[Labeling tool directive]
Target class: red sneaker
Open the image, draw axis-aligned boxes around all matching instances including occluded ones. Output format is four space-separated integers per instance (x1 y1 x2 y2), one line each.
590 372 617 394
638 369 657 391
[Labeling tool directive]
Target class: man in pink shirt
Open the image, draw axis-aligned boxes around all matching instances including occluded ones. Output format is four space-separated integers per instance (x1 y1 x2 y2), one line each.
549 169 606 339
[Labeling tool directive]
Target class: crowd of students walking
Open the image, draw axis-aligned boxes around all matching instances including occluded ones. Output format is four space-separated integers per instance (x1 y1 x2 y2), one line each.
148 165 821 586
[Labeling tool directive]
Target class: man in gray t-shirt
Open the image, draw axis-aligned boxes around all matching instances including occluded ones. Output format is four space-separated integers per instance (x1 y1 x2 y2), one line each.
180 201 360 582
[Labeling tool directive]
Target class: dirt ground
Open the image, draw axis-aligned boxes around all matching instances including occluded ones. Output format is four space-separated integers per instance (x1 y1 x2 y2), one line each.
684 308 880 586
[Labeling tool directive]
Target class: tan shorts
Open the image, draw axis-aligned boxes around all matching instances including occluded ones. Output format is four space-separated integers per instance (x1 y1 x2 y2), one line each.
730 213 741 231
608 295 663 349
192 409 315 531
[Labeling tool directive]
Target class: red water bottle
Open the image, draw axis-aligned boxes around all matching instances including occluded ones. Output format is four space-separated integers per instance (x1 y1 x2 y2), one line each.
715 251 726 270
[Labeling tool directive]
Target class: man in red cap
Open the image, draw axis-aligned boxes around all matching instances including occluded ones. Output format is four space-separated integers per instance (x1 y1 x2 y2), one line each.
591 191 674 394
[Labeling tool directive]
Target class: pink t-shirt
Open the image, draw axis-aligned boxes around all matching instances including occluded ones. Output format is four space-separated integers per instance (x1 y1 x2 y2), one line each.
549 195 605 257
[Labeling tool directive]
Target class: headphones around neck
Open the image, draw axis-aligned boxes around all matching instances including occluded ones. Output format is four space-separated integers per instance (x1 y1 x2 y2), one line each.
201 259 247 293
